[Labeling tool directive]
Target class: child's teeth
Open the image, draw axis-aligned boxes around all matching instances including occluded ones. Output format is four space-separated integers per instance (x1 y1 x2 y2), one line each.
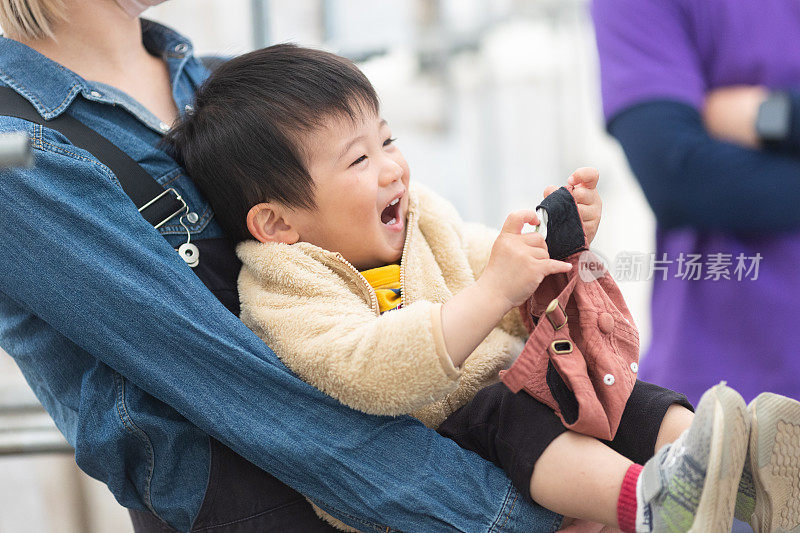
387 218 397 225
389 198 399 206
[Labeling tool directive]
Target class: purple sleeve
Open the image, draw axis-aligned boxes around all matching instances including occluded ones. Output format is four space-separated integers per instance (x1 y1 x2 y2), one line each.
591 0 707 121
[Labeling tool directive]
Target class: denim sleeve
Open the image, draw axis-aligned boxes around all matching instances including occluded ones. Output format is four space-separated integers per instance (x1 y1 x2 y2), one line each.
608 100 800 233
0 122 561 533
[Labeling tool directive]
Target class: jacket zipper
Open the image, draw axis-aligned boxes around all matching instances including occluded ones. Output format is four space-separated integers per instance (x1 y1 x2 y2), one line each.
333 209 415 315
399 210 415 308
334 252 381 315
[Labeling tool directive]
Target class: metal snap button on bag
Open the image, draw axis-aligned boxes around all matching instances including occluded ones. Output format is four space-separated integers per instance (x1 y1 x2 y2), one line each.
175 213 200 268
178 242 200 268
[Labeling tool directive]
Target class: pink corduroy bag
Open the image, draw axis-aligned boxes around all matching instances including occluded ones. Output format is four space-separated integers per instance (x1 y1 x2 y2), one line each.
500 187 640 441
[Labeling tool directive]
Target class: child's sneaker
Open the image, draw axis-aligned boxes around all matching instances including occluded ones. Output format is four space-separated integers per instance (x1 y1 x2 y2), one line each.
636 383 749 533
747 392 800 533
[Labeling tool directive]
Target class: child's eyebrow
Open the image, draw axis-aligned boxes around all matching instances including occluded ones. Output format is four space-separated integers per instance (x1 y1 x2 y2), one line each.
336 119 389 162
337 135 366 162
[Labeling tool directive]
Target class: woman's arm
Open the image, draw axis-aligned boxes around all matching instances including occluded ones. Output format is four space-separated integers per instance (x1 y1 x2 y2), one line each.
609 100 800 233
703 87 800 157
593 0 800 234
0 119 561 532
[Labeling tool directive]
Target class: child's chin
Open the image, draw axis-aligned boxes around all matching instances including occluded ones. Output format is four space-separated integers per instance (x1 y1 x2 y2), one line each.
385 248 403 264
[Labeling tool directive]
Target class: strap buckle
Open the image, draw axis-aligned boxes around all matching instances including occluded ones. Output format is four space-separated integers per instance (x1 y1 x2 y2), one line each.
549 340 574 355
138 188 187 229
545 299 568 331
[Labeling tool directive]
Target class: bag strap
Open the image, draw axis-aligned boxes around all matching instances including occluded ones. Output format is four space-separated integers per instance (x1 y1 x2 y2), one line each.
0 86 185 228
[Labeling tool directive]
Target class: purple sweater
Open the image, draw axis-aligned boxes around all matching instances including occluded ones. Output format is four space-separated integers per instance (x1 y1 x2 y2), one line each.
593 0 800 403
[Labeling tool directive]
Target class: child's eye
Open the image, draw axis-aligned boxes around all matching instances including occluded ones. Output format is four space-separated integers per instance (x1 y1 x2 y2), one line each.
383 137 397 147
350 155 367 167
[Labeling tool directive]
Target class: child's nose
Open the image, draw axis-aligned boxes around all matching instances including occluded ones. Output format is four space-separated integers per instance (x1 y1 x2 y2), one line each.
379 158 403 186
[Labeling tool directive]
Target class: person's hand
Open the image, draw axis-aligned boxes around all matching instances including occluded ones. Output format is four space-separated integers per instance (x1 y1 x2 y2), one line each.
558 517 622 533
703 85 768 148
544 167 602 244
479 210 573 310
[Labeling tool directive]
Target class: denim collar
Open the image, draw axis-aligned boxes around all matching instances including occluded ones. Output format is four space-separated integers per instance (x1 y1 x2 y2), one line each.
0 19 196 121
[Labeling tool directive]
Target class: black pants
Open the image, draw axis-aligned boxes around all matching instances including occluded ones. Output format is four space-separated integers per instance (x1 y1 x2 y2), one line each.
437 380 693 497
129 437 339 532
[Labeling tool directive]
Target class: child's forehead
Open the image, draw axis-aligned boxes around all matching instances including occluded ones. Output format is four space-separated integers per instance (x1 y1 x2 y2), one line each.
305 110 387 157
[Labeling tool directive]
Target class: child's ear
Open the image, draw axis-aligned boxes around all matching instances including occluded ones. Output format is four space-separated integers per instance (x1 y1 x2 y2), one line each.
246 203 300 244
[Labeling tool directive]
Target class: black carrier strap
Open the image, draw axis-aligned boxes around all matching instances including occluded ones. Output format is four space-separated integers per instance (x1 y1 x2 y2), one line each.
0 86 185 228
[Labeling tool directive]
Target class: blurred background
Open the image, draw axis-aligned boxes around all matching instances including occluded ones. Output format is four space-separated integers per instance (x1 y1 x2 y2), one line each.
0 0 655 530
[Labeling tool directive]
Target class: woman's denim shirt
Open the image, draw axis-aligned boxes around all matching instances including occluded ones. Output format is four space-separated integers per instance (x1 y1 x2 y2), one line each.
0 21 561 533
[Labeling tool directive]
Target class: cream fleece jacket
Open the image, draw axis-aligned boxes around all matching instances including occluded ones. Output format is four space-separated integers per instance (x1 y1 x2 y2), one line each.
238 183 527 427
237 184 528 530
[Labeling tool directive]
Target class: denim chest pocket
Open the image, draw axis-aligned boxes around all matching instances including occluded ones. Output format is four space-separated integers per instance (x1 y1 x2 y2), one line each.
32 122 223 245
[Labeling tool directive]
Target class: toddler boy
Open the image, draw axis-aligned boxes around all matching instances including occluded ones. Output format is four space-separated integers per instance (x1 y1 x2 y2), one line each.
166 44 800 533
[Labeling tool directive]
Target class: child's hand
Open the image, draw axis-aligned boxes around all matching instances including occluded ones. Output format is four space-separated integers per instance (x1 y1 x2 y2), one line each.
544 167 602 244
441 211 572 367
480 210 573 309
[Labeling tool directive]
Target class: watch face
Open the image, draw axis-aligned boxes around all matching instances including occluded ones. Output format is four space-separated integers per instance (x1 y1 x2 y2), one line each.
757 92 791 143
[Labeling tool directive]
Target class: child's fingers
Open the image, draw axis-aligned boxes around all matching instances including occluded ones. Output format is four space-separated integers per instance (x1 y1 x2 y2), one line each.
542 259 573 275
567 167 600 189
572 186 600 206
543 185 558 198
501 209 539 234
522 231 548 250
577 203 600 221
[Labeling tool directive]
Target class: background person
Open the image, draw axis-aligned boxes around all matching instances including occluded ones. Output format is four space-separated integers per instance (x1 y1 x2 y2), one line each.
592 0 800 406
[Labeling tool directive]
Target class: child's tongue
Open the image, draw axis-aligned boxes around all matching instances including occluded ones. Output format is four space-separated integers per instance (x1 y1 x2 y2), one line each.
381 203 397 224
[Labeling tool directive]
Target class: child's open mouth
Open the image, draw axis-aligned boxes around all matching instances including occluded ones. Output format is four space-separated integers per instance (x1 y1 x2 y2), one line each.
380 197 401 226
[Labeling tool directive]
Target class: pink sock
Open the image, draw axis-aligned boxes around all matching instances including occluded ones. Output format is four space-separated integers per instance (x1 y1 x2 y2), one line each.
617 463 643 533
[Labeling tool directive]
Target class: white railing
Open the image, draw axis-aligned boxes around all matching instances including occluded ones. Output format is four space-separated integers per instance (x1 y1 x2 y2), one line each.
0 382 72 456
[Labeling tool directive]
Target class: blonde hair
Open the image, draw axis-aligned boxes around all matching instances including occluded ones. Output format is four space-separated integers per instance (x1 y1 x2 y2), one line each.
0 0 66 41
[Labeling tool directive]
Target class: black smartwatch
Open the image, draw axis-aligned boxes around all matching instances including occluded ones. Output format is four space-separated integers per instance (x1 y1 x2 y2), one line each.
755 91 792 149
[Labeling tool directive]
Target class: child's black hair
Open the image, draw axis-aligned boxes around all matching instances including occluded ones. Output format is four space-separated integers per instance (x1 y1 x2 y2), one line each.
164 44 380 242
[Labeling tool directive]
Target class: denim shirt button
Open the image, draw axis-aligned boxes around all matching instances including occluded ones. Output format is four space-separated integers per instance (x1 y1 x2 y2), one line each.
159 122 170 132
174 43 189 56
90 90 102 98
186 212 199 224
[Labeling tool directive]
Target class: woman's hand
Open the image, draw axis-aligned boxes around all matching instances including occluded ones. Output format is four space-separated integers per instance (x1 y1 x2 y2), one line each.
703 85 768 148
545 167 602 244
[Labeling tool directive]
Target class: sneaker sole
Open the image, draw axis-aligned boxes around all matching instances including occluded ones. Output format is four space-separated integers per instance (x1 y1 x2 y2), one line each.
689 384 749 533
749 393 800 533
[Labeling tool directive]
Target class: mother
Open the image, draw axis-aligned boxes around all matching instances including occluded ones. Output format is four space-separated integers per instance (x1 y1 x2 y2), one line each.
0 0 564 531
